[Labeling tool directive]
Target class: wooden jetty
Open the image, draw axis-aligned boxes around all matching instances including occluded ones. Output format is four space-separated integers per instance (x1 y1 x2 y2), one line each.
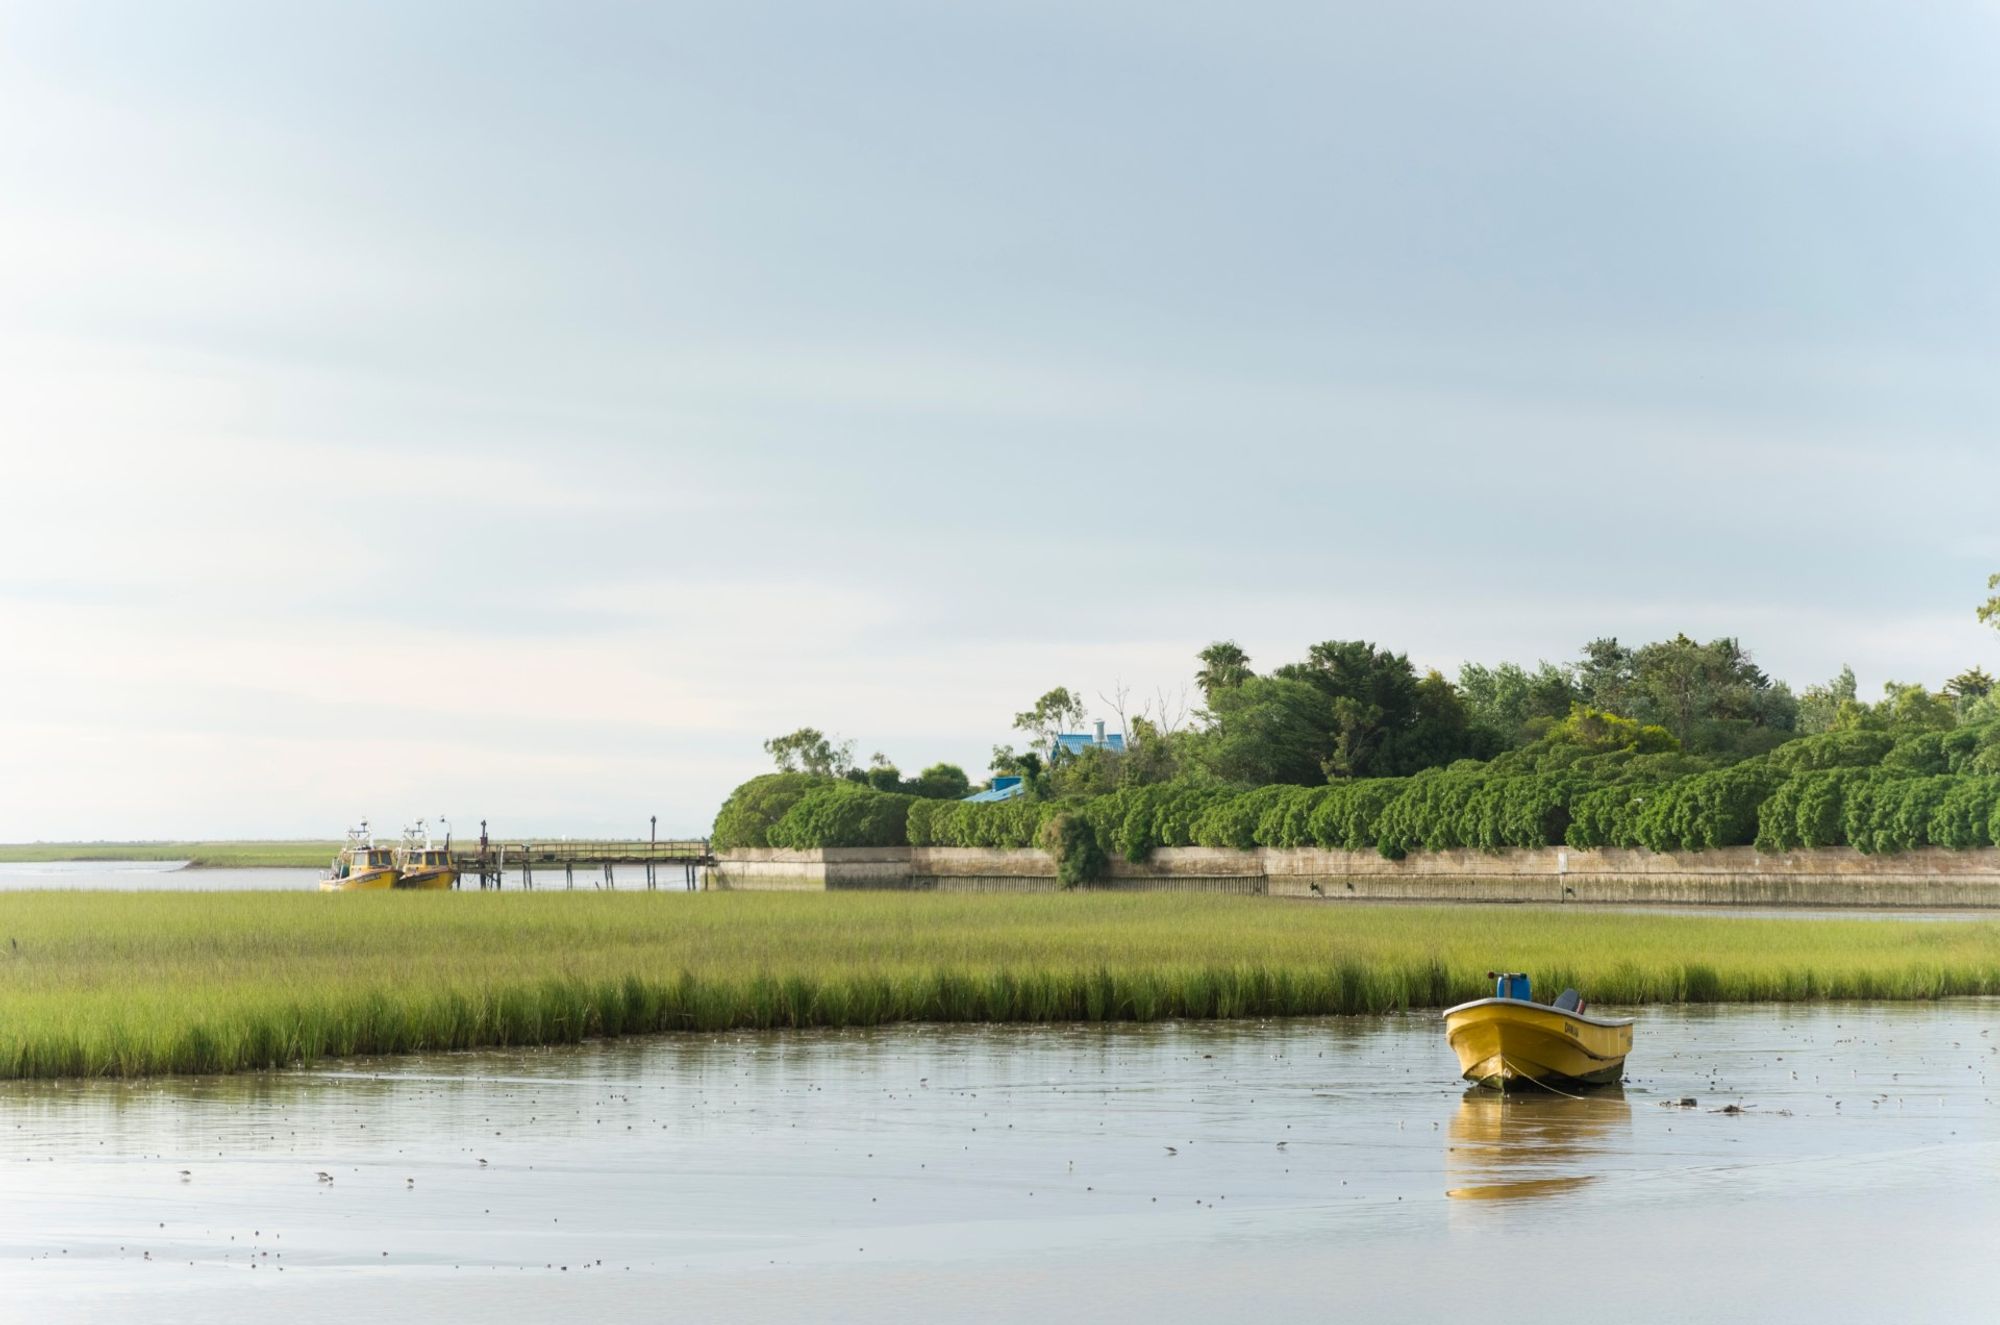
450 838 714 890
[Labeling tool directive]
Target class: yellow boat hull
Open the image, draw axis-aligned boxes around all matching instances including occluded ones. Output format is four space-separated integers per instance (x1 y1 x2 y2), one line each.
318 867 399 892
394 867 457 891
1443 998 1633 1091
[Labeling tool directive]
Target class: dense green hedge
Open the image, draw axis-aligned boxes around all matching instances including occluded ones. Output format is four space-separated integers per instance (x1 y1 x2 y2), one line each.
712 774 914 850
717 722 2000 858
766 783 915 850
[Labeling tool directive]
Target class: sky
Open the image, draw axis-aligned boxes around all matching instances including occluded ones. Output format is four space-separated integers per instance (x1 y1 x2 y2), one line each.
3 1 1998 839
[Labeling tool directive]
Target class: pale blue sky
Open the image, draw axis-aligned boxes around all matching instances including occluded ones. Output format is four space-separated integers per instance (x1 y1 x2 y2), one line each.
3 2 1997 838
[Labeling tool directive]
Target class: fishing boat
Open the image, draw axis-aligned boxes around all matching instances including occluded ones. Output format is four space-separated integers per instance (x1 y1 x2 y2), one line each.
394 821 457 891
1443 972 1633 1091
318 823 400 892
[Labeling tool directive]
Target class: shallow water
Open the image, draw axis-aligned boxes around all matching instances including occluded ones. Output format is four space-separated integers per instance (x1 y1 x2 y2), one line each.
4 1002 1996 1322
0 861 314 891
0 862 698 891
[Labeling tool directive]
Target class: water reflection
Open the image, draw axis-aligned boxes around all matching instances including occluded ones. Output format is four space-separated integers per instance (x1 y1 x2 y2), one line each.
1444 1088 1632 1202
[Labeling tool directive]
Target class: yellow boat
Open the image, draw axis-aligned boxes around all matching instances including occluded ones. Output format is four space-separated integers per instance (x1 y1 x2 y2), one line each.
318 824 400 892
1444 972 1633 1091
393 821 458 891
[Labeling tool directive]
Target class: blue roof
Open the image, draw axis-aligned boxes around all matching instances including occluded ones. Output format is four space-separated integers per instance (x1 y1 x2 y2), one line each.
1052 732 1125 756
963 775 1027 803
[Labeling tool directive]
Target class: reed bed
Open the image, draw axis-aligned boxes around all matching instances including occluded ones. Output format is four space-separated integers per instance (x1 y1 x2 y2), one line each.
2 891 1997 1079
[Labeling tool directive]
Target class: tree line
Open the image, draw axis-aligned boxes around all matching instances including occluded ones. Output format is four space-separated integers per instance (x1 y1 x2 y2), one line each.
718 587 2000 869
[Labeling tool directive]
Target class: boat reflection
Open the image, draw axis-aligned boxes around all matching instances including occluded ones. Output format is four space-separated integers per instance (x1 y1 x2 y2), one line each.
1444 1086 1631 1203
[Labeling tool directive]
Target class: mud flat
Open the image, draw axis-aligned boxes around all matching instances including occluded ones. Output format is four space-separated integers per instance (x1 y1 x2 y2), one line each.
3 1001 1994 1322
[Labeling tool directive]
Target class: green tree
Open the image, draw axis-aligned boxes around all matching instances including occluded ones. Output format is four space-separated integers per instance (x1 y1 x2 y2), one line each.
1195 641 1253 703
1117 714 1185 785
712 772 821 849
763 727 855 777
1576 638 1637 715
1051 744 1126 797
1625 635 1793 751
1543 704 1678 754
1378 669 1488 771
1877 682 1957 733
1979 573 2000 632
988 745 1045 783
1187 675 1331 785
1013 688 1088 755
1458 660 1581 747
907 762 972 800
1276 639 1423 778
1945 667 1995 701
1797 666 1860 734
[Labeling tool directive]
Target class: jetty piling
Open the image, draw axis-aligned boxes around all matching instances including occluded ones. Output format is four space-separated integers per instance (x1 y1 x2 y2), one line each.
445 838 712 892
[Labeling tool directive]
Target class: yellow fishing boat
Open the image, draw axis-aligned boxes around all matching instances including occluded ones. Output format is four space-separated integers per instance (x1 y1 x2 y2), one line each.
318 824 400 892
1444 972 1633 1091
394 821 458 890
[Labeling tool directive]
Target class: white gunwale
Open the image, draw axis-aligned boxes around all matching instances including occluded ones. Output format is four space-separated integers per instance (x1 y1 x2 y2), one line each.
1440 996 1635 1030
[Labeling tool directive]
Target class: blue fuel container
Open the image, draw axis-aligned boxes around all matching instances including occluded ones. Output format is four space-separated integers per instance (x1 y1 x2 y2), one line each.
1494 972 1531 1001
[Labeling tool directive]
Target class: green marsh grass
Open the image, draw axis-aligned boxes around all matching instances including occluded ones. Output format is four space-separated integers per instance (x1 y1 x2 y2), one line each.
2 891 1997 1078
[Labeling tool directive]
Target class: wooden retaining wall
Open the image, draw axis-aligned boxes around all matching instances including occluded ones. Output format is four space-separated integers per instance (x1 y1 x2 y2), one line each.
710 845 2000 908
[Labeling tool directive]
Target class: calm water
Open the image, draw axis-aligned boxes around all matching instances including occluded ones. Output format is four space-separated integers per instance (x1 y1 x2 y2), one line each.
4 1003 1996 1322
0 862 697 891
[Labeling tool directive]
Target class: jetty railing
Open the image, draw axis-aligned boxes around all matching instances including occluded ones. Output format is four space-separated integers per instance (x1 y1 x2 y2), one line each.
448 839 713 891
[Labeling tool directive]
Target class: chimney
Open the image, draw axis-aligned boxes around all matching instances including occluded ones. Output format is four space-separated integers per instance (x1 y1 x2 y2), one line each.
1095 719 1106 744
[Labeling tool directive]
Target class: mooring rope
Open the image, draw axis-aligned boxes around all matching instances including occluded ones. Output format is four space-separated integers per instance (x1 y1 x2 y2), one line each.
1499 1054 1588 1101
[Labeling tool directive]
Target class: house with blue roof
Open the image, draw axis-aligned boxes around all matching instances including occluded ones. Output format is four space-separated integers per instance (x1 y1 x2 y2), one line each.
962 722 1126 803
963 774 1027 803
1050 720 1125 759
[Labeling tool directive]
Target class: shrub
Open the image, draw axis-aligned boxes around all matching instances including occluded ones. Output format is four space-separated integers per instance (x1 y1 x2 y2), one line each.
1045 814 1107 887
1103 783 1232 861
1842 776 1958 854
1191 787 1289 850
1929 777 2000 850
1767 730 1894 775
1375 770 1579 858
1254 786 1329 849
906 799 941 846
1566 784 1651 849
1307 779 1406 851
1754 768 1876 851
917 799 1049 849
712 773 824 850
1630 763 1784 852
765 784 915 849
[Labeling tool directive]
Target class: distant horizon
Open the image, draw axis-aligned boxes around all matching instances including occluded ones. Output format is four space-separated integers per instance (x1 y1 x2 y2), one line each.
6 2 1998 839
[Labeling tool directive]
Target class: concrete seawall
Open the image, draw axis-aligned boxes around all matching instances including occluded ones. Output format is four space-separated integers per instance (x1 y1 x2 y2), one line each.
712 845 2000 908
